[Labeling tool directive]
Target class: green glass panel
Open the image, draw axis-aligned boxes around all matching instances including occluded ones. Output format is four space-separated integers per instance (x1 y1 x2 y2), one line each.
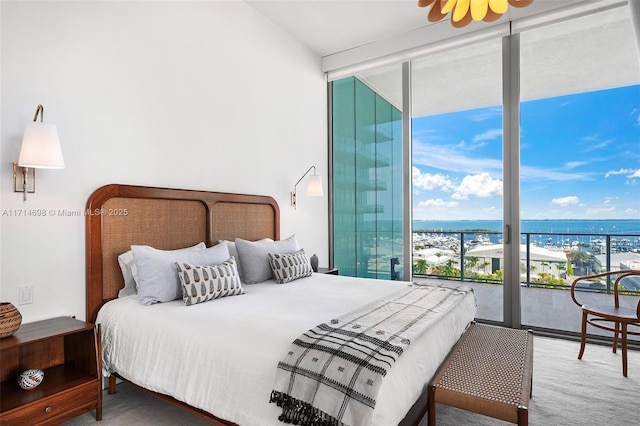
332 77 356 277
332 77 403 279
355 79 376 278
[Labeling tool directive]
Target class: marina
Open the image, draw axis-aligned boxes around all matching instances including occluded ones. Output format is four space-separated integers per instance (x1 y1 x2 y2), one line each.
412 220 640 291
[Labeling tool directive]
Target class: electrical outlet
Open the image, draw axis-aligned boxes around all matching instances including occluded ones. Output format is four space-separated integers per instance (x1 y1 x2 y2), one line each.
18 285 33 305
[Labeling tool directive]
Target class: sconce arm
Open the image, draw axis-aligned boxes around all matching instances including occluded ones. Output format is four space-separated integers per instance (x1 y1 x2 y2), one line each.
293 166 317 190
33 104 44 122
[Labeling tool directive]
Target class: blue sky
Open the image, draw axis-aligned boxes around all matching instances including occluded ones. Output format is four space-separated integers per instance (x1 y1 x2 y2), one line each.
411 85 640 221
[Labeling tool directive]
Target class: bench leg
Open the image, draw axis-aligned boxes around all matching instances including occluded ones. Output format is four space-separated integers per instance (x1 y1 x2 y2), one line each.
427 385 436 426
517 406 528 426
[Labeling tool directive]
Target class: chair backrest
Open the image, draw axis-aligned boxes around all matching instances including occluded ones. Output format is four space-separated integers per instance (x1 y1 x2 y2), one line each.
612 270 640 311
571 270 640 315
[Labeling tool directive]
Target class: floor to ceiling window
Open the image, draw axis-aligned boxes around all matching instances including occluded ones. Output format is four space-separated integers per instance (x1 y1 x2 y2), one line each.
410 38 505 323
330 3 639 337
332 72 404 279
519 6 640 337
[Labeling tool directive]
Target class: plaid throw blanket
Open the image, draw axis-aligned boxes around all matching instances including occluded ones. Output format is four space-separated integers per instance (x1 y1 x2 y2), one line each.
269 283 472 426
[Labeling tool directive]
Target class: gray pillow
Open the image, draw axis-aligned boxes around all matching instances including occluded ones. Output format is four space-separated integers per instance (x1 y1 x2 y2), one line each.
218 238 273 278
132 243 230 305
235 235 300 284
117 242 206 297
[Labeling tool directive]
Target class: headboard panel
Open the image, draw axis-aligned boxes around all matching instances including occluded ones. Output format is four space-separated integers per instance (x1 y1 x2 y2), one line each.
86 184 280 323
211 202 276 242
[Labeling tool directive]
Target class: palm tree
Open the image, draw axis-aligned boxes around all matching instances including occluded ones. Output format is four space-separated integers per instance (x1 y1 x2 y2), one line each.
554 263 566 279
540 261 549 274
413 258 427 275
467 256 479 273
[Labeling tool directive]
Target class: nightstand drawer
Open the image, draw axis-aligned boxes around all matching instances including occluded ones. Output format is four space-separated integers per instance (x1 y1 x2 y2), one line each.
1 381 98 425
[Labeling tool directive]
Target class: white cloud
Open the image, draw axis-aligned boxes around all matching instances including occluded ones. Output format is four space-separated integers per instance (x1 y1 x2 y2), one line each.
585 206 616 216
413 140 592 182
520 164 594 182
472 128 502 144
580 135 614 152
452 173 502 200
417 199 459 208
605 168 640 179
412 167 456 191
564 161 586 170
551 196 580 207
412 142 503 176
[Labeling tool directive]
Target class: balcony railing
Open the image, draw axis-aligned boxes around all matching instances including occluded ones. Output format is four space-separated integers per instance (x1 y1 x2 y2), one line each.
412 231 640 295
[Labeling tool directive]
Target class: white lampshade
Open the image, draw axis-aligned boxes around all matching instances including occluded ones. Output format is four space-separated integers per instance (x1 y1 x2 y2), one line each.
306 174 323 196
18 122 65 169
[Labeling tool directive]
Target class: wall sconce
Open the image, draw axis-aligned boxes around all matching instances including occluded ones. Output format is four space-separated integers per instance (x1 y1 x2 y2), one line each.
13 105 65 200
291 166 323 210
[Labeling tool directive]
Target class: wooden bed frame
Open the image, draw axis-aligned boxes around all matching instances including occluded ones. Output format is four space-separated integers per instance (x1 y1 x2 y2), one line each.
85 183 429 425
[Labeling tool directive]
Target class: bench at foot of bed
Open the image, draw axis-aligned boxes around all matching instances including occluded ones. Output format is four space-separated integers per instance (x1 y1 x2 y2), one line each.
428 322 534 426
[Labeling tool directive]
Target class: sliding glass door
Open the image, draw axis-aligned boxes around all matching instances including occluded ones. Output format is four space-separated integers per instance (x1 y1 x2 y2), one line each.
519 6 640 337
411 38 505 322
330 3 639 337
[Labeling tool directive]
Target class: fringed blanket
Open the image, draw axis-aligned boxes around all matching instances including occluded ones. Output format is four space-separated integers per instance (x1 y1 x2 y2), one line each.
269 283 472 426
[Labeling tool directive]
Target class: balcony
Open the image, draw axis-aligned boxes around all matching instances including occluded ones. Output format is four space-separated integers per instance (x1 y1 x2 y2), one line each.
412 230 640 342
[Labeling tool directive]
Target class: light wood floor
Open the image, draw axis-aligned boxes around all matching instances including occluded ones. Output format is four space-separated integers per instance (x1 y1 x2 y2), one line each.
416 278 640 343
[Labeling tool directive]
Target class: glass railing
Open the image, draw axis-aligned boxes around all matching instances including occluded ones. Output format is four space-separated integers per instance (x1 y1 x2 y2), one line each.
412 231 640 295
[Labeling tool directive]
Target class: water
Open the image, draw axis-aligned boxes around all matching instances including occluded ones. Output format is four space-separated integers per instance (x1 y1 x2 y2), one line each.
413 219 640 254
413 219 640 235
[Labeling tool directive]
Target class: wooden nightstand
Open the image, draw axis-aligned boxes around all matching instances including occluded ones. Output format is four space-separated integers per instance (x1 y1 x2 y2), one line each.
0 316 102 424
317 267 339 275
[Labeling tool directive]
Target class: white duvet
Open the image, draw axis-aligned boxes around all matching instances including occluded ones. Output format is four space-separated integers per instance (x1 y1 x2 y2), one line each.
97 274 476 425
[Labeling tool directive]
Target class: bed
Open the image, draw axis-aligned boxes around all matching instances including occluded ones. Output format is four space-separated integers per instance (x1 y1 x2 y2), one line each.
86 184 476 426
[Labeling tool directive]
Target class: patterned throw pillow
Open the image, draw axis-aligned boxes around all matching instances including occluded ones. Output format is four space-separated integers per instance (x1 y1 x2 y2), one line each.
268 250 313 284
175 257 244 306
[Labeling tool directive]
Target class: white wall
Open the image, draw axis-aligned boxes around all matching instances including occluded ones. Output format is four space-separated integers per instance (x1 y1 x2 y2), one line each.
0 1 328 323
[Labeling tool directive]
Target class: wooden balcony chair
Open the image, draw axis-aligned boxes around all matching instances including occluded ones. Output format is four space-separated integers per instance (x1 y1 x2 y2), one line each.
570 270 640 377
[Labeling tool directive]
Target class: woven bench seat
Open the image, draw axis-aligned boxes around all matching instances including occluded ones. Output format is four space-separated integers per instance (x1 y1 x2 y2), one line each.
428 323 534 426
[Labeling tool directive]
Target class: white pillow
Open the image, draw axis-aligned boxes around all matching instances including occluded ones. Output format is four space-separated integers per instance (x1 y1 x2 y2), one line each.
235 235 300 284
117 242 206 297
132 243 230 305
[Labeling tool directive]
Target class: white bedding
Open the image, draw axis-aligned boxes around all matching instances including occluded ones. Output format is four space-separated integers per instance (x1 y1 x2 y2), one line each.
97 274 476 426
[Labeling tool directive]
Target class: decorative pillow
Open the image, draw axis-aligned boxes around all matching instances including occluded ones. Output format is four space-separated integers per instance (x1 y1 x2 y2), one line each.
132 243 230 305
235 235 300 284
268 249 313 284
176 257 244 306
117 242 206 297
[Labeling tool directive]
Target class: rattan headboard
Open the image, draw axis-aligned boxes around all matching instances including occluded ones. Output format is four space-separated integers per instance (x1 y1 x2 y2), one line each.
85 184 280 323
